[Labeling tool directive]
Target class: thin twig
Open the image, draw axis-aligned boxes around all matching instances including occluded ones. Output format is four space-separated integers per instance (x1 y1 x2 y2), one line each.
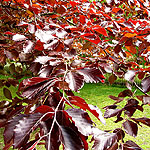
103 50 150 96
47 97 64 150
47 61 69 149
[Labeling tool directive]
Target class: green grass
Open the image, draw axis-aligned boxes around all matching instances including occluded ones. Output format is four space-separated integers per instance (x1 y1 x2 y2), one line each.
75 83 150 150
0 82 150 149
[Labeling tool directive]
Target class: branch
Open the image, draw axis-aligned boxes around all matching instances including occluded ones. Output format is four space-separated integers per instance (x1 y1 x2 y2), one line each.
133 82 149 96
61 16 76 26
40 12 56 16
0 3 22 10
103 50 150 96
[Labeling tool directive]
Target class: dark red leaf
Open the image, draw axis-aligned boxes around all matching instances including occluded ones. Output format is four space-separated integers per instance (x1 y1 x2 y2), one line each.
13 113 43 149
66 108 93 136
7 78 19 87
19 77 51 89
3 88 12 100
79 15 86 25
113 128 125 141
122 140 143 150
21 139 40 150
141 76 150 93
103 104 117 110
124 70 136 82
65 71 84 92
69 96 105 124
131 117 150 127
40 120 61 150
4 114 27 145
92 128 118 150
108 74 117 85
34 40 44 51
59 126 84 150
55 5 66 14
112 7 124 15
114 44 122 54
92 25 108 36
34 105 54 120
118 89 133 97
77 67 105 83
125 45 137 54
18 77 55 99
124 99 139 117
21 79 56 99
136 95 150 105
138 71 145 80
5 50 19 61
109 95 124 103
104 109 122 119
35 105 54 113
122 120 138 137
124 99 139 107
107 142 118 150
80 33 101 44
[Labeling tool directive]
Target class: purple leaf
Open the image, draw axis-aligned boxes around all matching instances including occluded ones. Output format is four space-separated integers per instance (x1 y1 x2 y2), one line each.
104 109 122 119
13 113 43 149
65 71 84 92
92 128 118 150
122 140 143 150
136 95 150 105
124 99 139 117
77 67 105 83
4 114 27 145
113 128 125 141
19 78 56 99
69 96 105 124
114 44 122 54
88 104 106 124
131 117 150 127
59 126 84 150
103 104 117 110
124 70 136 82
66 108 93 136
23 40 34 53
43 39 59 50
34 56 55 65
3 88 12 100
108 95 124 103
108 74 117 85
141 76 150 93
64 38 74 47
118 89 133 97
122 120 138 137
20 77 51 88
40 121 61 150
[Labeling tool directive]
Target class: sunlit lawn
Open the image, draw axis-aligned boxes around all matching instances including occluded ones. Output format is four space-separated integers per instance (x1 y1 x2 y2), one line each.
0 82 150 149
76 83 150 150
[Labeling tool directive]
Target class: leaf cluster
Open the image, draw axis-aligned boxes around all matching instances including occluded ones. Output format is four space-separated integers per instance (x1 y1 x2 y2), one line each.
0 0 150 149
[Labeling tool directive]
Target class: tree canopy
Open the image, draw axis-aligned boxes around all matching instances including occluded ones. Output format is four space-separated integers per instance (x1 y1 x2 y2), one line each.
0 0 150 149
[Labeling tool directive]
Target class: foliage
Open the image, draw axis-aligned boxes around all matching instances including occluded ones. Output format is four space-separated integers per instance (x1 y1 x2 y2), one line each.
0 0 150 149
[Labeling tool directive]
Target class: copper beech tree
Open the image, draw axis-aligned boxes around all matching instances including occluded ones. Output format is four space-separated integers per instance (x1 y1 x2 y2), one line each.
0 0 150 149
